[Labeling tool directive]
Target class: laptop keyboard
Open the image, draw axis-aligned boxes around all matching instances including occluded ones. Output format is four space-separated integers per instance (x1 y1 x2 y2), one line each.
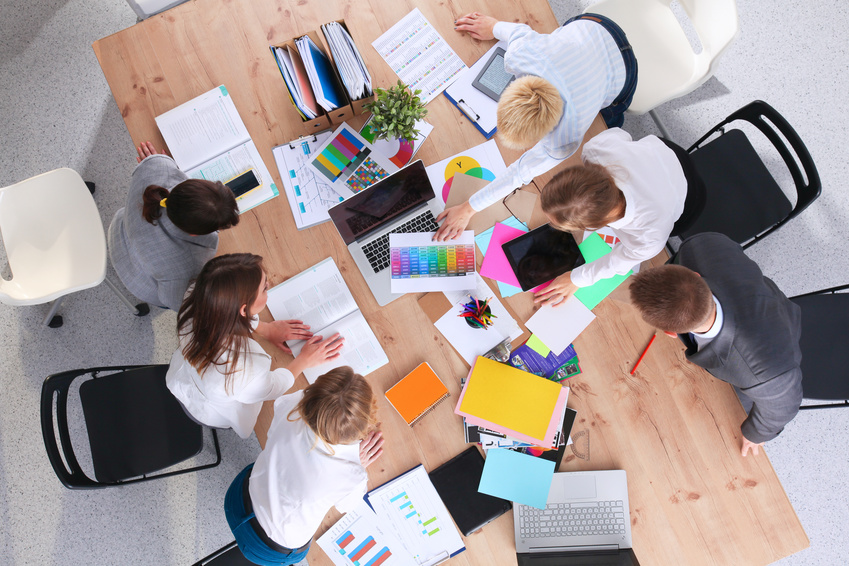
363 210 440 273
518 501 627 539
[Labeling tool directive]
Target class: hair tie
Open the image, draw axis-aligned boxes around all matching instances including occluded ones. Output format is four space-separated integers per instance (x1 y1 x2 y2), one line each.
159 198 167 208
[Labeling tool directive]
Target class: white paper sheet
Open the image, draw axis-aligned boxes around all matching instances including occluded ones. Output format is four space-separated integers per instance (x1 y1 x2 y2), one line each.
525 296 597 355
424 139 507 203
317 500 414 566
372 8 467 104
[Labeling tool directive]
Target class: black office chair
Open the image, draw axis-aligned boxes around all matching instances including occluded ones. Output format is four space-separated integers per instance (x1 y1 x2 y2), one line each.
790 284 849 410
676 100 821 248
41 364 221 489
192 541 254 566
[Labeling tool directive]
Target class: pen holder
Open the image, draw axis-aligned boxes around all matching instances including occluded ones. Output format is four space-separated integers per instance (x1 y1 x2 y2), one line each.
460 297 495 330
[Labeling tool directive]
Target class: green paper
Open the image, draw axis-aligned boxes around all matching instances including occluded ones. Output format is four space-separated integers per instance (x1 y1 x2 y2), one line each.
526 334 551 357
574 233 632 310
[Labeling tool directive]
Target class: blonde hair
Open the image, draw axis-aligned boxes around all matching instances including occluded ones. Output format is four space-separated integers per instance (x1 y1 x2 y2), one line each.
288 367 376 450
629 265 714 334
541 162 624 231
497 76 563 149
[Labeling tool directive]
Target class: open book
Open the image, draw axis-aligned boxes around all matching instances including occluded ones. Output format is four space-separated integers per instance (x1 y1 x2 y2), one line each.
265 257 388 383
154 85 279 213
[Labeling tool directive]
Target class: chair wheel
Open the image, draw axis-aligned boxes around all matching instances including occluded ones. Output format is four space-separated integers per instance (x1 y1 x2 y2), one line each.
135 303 151 317
48 315 64 328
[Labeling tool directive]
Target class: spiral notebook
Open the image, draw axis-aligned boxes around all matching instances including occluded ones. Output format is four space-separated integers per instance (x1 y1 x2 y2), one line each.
385 362 449 426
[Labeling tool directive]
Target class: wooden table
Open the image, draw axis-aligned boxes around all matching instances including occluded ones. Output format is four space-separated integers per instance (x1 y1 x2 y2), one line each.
93 1 808 564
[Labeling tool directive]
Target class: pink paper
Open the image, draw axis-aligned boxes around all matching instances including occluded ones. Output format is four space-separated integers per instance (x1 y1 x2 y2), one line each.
479 222 526 287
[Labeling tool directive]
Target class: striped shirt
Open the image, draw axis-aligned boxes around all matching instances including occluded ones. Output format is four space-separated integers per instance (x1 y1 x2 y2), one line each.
469 20 626 211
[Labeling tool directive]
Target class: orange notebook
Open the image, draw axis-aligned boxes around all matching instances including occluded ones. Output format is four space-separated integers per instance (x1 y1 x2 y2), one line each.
385 362 450 426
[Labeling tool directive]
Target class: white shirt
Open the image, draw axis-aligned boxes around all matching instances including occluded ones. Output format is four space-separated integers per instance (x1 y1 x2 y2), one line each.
469 20 626 211
249 392 368 548
165 316 295 439
569 128 687 287
692 295 724 350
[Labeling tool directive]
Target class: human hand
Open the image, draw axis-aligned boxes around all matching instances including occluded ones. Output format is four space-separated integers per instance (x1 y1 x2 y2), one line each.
454 12 498 40
434 202 476 241
533 272 577 306
255 319 313 353
741 436 763 457
136 141 168 163
359 428 384 468
294 333 345 368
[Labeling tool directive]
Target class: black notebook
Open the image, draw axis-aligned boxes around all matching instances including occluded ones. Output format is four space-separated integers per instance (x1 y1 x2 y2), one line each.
428 447 512 536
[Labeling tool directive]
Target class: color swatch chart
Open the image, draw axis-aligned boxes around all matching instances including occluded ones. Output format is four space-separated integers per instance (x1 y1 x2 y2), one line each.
316 501 411 566
311 127 371 183
345 156 390 193
390 244 475 279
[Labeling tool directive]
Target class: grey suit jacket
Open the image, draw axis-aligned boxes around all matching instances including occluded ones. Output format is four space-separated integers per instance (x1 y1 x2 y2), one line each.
674 233 803 443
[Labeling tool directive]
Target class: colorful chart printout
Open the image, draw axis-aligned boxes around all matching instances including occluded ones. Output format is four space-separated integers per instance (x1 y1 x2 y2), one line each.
345 156 390 193
389 232 477 293
311 127 371 182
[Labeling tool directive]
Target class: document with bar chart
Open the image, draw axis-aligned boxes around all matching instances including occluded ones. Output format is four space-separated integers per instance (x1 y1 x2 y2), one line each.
389 231 477 293
366 465 465 565
307 123 398 196
317 500 413 566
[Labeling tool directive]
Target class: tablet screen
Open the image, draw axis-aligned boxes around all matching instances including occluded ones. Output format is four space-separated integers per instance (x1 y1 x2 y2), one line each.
502 225 586 291
472 47 515 101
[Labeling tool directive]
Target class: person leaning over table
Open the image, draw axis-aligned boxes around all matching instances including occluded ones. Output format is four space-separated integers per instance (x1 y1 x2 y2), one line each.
225 366 384 565
108 141 240 311
166 253 345 439
531 127 705 306
629 233 804 457
434 11 638 241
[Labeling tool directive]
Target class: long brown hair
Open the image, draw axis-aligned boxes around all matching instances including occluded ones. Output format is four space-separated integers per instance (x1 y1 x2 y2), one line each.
177 253 263 391
541 162 625 231
142 179 239 235
288 367 376 450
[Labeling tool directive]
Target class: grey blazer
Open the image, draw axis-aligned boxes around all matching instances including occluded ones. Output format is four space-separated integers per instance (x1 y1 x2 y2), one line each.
674 233 803 443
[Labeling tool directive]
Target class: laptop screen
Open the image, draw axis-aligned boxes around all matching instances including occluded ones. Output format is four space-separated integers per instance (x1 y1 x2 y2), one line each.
328 160 435 245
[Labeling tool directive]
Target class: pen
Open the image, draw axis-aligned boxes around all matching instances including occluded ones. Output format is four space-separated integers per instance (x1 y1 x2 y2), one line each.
630 333 656 375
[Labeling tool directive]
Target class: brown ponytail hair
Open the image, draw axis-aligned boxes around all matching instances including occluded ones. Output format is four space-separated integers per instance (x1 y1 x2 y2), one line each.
177 253 263 391
288 367 376 450
142 179 240 235
541 162 625 232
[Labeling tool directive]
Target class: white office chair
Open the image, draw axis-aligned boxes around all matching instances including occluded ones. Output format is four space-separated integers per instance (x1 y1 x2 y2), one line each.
124 0 190 20
584 0 739 137
0 168 149 327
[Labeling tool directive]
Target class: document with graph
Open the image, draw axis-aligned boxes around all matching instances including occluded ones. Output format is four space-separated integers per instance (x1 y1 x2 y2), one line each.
155 85 278 213
317 500 414 566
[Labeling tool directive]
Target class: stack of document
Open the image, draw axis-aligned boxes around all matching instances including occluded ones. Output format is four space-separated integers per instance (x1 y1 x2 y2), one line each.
321 22 372 100
271 45 320 120
295 35 346 111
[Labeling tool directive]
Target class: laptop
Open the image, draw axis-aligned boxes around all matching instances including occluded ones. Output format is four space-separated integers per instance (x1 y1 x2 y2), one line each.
514 470 640 566
327 160 444 306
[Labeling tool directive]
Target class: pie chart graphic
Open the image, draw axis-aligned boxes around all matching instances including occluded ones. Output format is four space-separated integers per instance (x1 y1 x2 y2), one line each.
441 155 497 201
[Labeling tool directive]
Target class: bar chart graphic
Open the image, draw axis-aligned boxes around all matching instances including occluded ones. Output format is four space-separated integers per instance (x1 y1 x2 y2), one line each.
317 501 411 566
390 491 440 537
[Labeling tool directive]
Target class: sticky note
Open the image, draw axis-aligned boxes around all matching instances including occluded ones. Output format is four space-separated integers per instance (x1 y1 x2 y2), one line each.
574 233 632 310
526 334 551 357
479 448 555 509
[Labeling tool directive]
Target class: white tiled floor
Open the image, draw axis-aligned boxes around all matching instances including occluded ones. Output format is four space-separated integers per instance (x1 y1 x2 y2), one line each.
0 0 847 564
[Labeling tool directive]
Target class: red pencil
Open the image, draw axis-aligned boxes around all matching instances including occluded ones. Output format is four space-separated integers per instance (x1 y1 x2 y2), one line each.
630 333 657 374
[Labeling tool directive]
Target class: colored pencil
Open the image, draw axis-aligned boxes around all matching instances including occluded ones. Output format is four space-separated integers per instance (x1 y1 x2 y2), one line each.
630 333 657 374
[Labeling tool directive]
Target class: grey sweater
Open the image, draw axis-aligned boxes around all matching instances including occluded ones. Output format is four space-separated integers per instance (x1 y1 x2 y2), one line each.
108 154 218 310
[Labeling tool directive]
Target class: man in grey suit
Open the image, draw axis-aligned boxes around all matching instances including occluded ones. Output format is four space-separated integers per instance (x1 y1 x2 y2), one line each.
629 232 803 457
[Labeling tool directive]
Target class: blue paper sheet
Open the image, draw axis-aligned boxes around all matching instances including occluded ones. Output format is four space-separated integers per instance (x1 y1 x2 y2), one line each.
479 448 555 509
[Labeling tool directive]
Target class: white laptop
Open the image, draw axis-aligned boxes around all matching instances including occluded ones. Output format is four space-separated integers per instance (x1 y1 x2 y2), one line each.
514 470 640 566
327 160 444 306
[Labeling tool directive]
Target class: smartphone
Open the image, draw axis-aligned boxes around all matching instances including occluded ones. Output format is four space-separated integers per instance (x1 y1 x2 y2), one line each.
225 169 260 199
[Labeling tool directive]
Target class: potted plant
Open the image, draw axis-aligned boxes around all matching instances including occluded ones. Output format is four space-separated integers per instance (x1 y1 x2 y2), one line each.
363 80 428 141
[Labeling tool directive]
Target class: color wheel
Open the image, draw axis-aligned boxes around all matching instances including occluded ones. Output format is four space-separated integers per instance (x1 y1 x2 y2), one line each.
360 123 416 168
441 155 497 201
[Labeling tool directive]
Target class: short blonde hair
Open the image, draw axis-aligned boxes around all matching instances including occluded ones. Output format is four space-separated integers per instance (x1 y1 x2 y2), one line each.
497 76 563 149
288 367 376 447
542 163 624 231
629 266 714 334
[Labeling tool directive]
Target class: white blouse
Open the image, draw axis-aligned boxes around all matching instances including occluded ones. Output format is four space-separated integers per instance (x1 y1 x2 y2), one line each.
570 128 687 287
249 391 368 549
165 316 295 439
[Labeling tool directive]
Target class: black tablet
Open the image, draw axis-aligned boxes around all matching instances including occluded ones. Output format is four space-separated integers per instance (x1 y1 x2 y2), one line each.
502 224 586 291
471 47 515 102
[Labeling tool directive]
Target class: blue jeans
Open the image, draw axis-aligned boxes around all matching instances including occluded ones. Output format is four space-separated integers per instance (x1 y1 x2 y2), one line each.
224 465 311 566
564 13 639 128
